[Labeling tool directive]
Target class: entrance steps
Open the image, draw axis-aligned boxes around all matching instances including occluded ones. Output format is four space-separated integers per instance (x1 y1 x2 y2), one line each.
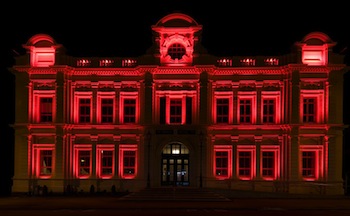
118 187 231 201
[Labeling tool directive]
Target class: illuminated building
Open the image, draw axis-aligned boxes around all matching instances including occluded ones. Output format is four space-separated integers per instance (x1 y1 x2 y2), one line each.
11 13 348 195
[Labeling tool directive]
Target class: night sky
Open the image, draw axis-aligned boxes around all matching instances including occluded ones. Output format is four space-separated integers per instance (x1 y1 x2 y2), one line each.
1 1 350 195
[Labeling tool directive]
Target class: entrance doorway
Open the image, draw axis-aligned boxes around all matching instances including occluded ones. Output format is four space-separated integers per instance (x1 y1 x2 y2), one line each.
161 143 189 186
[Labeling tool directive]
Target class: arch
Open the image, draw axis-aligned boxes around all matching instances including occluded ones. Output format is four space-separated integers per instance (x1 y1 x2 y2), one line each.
26 34 56 47
153 12 200 28
302 32 332 44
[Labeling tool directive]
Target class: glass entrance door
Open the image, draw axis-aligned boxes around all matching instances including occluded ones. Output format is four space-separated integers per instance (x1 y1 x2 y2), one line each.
161 143 189 186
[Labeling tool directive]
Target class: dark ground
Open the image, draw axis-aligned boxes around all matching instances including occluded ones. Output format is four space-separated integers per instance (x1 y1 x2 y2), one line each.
1 188 350 216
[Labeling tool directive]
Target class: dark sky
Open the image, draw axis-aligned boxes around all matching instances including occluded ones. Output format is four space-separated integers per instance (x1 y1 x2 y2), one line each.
1 1 350 195
3 1 350 61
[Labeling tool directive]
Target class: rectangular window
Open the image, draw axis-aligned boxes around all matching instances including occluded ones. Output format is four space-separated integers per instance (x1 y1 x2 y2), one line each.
79 98 91 123
302 151 316 178
32 144 55 179
124 99 136 123
215 151 228 177
260 146 280 180
33 90 56 123
120 92 138 124
40 150 53 176
39 97 53 123
79 150 91 177
96 145 115 179
263 99 275 124
262 151 274 178
239 99 251 124
237 146 256 180
216 98 229 123
303 98 316 123
101 150 113 175
119 145 137 179
101 98 113 123
123 151 135 176
300 145 323 181
261 92 280 124
214 145 232 180
170 99 182 123
238 151 251 177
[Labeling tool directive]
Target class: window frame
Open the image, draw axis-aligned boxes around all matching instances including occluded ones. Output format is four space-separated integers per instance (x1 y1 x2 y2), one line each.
213 145 232 180
74 92 93 124
97 92 116 124
119 144 137 179
96 144 115 179
237 92 256 124
32 90 56 123
300 90 324 124
260 145 280 180
32 144 55 179
237 145 256 180
213 92 233 124
261 91 281 124
300 145 324 181
74 145 92 179
119 92 139 124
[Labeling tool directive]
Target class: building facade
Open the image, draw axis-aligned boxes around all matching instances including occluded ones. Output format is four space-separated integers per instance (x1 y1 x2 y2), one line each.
11 13 348 195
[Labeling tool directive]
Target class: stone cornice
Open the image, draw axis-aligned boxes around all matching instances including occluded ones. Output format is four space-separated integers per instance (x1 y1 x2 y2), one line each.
212 68 285 75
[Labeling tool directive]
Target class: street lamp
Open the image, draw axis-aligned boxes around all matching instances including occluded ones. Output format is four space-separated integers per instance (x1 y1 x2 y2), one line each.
199 130 203 188
146 131 151 188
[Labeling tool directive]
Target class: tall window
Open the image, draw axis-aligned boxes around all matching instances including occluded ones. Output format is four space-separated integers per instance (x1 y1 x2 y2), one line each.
215 151 228 177
260 146 280 180
239 99 251 124
124 99 136 123
40 150 53 176
101 151 113 175
79 98 91 123
261 92 280 124
33 144 55 179
119 145 137 179
238 151 251 177
101 98 114 123
262 99 275 123
33 90 56 123
300 90 324 124
120 92 138 124
123 151 135 176
303 98 316 123
74 148 92 178
170 99 182 123
216 98 229 123
96 145 115 179
302 151 316 179
214 146 232 180
39 97 53 123
300 145 323 181
237 146 256 180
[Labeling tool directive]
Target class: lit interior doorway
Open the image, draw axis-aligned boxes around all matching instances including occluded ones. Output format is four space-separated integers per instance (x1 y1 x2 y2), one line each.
161 142 189 186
